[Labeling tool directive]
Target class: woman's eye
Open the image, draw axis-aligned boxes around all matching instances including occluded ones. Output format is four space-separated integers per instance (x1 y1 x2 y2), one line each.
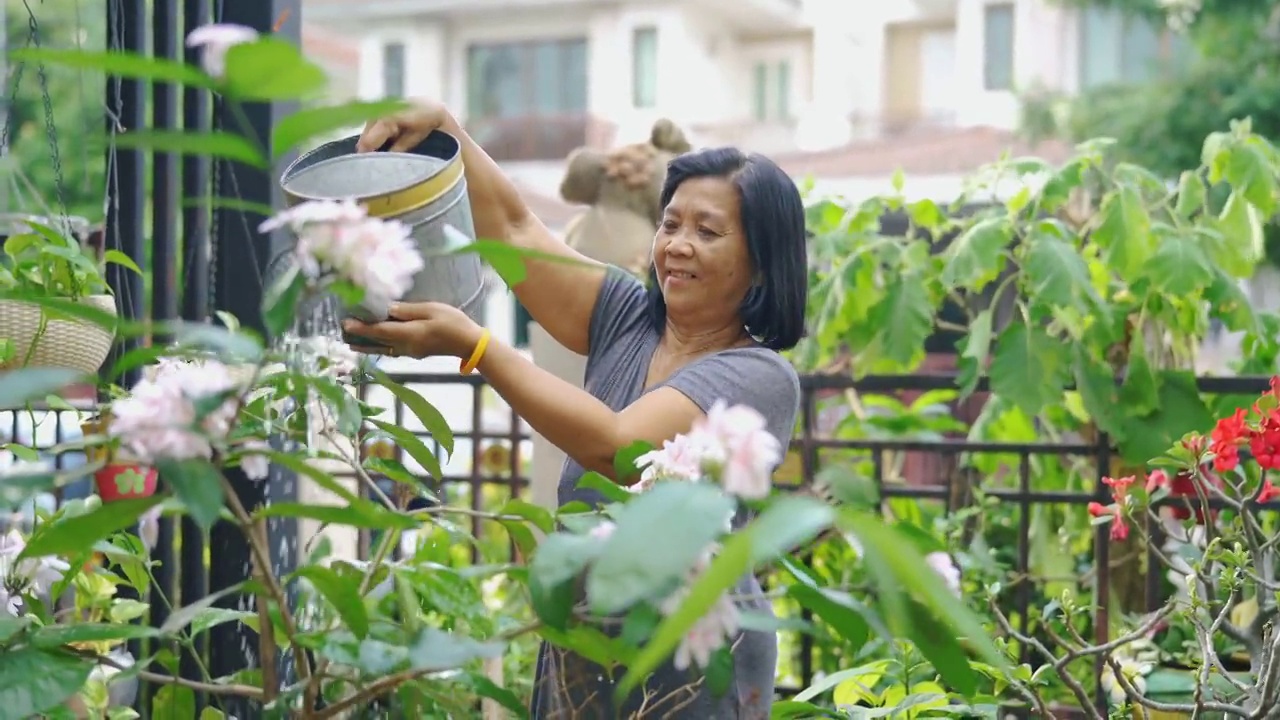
662 221 678 232
697 227 717 238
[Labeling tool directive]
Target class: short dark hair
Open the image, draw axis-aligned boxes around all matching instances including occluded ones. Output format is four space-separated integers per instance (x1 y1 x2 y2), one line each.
646 147 808 351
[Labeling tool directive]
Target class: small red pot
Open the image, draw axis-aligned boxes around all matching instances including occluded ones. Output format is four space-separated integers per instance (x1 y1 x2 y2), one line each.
94 464 158 502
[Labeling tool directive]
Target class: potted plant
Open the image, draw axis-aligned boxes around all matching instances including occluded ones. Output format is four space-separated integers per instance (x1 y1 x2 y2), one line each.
0 213 139 375
79 411 158 503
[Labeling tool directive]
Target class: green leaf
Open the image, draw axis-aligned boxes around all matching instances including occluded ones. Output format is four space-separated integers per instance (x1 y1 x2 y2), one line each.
21 496 161 559
1142 227 1213 293
151 685 196 720
113 130 266 169
1222 141 1276 216
616 527 752 698
1117 371 1213 465
956 309 992 398
939 217 1010 289
259 449 359 504
498 499 555 556
988 321 1068 418
1071 347 1125 441
746 495 834 563
258 500 418 531
261 265 306 339
613 440 654 484
1023 232 1092 310
1205 268 1259 333
869 271 933 366
32 623 158 648
1093 184 1152 276
842 510 1008 694
7 47 215 89
0 368 84 408
222 38 328 101
160 583 246 634
373 370 454 456
1174 170 1205 218
1215 191 1263 277
452 241 591 286
102 249 143 275
462 671 530 719
586 483 735 614
271 99 411 158
158 459 225 532
294 566 370 637
0 648 91 720
368 419 444 480
576 472 631 504
168 322 263 362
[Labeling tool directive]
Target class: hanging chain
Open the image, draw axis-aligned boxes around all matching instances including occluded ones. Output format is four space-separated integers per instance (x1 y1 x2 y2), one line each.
2 1 72 231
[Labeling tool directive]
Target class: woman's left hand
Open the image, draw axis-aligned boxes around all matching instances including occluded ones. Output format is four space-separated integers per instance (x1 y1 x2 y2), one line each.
343 302 483 359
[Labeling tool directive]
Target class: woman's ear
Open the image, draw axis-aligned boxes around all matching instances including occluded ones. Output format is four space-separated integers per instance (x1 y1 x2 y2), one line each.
559 147 607 205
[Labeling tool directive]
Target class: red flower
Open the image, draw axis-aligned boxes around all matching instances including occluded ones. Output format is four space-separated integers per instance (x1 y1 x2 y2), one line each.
1251 408 1280 471
1258 480 1280 504
1210 408 1248 472
1088 501 1128 541
1103 475 1136 504
1145 470 1169 493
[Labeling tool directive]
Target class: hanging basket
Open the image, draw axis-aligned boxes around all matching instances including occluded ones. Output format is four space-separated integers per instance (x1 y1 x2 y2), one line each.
0 295 118 375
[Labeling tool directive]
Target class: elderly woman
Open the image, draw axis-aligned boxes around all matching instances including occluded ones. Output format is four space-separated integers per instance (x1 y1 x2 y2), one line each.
346 102 808 719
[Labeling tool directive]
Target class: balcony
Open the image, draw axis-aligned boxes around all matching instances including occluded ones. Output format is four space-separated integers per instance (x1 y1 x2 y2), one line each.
463 113 612 164
692 0 808 33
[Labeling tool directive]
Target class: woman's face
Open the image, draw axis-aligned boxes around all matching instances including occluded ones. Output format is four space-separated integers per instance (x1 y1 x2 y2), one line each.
653 176 754 325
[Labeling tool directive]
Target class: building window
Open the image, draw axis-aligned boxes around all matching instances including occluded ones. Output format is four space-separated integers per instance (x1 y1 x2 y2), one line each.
752 60 791 121
983 3 1015 91
632 27 658 108
1079 7 1192 89
382 42 405 98
466 39 588 119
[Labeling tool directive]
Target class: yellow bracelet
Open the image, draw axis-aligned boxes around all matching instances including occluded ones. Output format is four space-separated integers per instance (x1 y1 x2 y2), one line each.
460 329 491 375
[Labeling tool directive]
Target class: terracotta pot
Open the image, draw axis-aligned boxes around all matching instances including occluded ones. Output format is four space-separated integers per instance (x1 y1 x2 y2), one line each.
94 463 157 502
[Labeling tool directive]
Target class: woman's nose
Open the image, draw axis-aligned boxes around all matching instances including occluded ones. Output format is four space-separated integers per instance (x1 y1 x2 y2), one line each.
665 234 695 257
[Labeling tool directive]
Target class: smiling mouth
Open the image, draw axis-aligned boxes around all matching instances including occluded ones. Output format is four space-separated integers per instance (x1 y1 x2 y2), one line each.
667 271 696 280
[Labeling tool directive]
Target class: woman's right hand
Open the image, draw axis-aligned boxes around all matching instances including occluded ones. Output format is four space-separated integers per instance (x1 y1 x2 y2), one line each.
355 101 454 154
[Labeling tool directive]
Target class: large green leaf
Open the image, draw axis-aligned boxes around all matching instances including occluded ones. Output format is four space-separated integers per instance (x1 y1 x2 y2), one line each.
1023 232 1092 310
0 368 84 409
261 265 306 339
841 511 1008 695
293 565 370 637
272 99 411 158
0 648 91 720
222 38 328 101
7 47 215 89
744 495 834 564
1205 268 1260 334
373 370 455 456
1221 141 1277 216
939 217 1010 289
21 496 161 559
1071 346 1126 441
113 130 266 168
988 321 1068 418
1142 227 1213 293
868 271 933 367
1093 184 1152 276
368 419 444 479
1214 190 1264 278
1117 371 1214 465
616 526 753 698
159 459 226 532
955 308 993 398
585 483 735 614
32 623 158 648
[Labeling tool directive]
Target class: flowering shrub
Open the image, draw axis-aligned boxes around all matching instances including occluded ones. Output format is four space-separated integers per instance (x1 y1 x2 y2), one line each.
986 380 1280 717
0 20 1001 720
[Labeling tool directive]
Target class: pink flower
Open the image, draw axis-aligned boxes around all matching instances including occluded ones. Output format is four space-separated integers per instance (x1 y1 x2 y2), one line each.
659 547 740 670
260 200 425 308
588 521 616 542
237 440 272 481
185 23 259 79
109 359 243 463
925 551 961 595
138 506 162 551
698 401 779 500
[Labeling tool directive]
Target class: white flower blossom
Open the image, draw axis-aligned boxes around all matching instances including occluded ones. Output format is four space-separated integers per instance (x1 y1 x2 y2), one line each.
658 546 740 671
108 358 245 465
185 23 259 79
632 401 780 500
0 529 70 615
259 200 425 310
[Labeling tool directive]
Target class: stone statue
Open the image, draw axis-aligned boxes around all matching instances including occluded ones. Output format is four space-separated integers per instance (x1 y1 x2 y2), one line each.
558 118 692 274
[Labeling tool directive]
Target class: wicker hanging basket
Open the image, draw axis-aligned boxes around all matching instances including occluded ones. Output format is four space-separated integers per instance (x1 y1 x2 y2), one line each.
0 295 118 375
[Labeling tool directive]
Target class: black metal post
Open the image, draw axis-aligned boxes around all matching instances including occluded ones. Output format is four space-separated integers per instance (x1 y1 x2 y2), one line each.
103 0 147 387
204 0 302 711
177 0 212 707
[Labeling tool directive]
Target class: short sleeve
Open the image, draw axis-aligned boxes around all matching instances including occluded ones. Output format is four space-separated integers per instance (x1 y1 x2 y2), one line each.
586 266 649 359
661 348 801 447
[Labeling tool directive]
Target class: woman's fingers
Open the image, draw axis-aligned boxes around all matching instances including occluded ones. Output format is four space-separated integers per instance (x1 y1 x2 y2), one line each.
355 119 396 153
387 301 437 321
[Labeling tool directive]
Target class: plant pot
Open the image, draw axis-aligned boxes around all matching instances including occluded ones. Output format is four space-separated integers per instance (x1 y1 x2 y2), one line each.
93 463 157 502
0 295 117 375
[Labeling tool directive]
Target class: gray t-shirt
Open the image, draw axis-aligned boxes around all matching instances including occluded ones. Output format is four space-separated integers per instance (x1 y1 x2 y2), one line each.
557 267 801 507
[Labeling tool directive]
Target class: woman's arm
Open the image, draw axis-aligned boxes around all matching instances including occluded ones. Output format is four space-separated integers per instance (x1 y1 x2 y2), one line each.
476 341 703 480
360 105 607 356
